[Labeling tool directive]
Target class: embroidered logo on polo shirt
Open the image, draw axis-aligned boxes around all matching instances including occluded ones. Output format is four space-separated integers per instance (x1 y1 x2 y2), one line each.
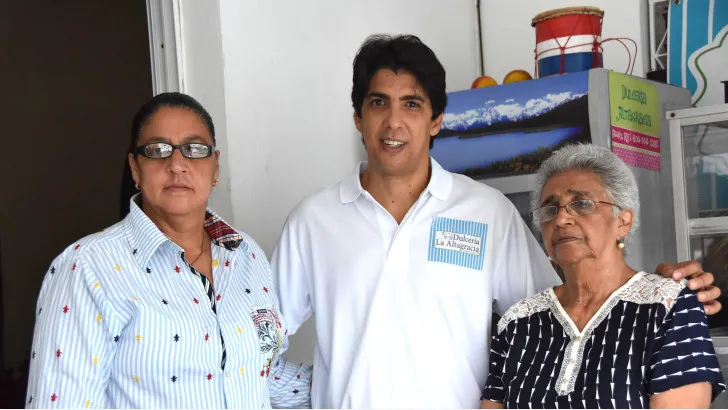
428 217 488 270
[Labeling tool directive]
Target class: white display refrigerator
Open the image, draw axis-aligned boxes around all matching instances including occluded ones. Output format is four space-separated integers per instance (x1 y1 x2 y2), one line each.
668 103 728 408
431 68 691 275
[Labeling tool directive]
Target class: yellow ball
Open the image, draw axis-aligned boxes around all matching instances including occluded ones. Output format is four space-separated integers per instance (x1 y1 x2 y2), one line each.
503 70 533 84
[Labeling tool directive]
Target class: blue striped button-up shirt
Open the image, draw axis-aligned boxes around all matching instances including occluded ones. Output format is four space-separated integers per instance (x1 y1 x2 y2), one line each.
26 197 311 408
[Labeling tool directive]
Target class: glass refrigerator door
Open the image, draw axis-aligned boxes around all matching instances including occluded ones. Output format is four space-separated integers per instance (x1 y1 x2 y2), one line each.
669 105 728 408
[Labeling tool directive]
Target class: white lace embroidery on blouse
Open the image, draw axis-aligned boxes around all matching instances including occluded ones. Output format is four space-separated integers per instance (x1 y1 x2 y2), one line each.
497 291 552 334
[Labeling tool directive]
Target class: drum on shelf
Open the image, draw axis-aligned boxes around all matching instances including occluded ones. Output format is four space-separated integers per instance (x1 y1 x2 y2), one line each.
532 6 604 78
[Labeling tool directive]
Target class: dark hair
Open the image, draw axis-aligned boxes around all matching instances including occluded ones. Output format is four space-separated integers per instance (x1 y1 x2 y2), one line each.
130 92 215 153
351 34 447 122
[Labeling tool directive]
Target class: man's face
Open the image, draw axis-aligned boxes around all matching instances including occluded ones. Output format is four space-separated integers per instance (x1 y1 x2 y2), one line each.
354 69 443 177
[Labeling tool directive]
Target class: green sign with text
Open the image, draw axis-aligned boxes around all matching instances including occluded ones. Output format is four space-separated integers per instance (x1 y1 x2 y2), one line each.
609 71 659 137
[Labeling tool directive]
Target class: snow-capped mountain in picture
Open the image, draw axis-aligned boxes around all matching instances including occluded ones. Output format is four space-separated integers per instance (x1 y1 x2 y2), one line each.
429 70 592 178
442 91 586 132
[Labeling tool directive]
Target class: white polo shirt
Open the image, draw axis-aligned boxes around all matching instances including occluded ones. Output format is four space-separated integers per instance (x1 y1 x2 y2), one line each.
271 158 561 409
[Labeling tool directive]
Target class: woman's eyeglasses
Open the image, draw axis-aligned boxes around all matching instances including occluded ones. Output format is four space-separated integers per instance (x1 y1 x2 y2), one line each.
531 199 621 223
134 142 214 159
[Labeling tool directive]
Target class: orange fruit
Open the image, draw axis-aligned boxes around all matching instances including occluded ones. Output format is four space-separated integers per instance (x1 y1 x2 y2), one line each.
503 70 533 84
471 75 497 89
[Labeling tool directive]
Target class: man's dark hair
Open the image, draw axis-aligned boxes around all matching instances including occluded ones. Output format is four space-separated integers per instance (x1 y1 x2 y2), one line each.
351 34 447 122
130 92 216 153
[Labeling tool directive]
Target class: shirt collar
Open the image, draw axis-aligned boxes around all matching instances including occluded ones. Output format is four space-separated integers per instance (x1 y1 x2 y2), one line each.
339 157 452 204
123 194 245 268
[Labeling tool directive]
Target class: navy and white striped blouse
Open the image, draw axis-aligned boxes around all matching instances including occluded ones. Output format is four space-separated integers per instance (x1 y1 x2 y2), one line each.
482 272 725 408
26 196 311 408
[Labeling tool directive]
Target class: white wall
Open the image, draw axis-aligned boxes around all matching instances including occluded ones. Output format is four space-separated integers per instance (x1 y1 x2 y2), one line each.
479 0 651 83
178 0 234 222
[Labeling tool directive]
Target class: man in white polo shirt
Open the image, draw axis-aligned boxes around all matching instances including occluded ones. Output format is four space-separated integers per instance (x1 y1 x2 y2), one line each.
271 35 720 408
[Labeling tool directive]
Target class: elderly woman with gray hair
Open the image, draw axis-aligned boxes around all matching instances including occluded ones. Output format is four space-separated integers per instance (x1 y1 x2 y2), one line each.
481 144 725 409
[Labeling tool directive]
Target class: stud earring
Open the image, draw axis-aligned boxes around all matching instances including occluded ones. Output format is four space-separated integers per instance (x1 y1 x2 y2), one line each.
135 183 140 190
617 238 625 250
213 178 219 187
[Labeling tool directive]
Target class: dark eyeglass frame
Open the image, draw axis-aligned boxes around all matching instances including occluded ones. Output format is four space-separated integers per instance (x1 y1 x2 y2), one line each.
134 142 215 159
531 199 622 223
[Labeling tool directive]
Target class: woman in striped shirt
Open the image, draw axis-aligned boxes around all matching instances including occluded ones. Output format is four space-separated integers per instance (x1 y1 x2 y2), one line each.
26 93 311 408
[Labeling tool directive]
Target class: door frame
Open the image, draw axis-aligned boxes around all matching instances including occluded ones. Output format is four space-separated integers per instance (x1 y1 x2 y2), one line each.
146 0 183 94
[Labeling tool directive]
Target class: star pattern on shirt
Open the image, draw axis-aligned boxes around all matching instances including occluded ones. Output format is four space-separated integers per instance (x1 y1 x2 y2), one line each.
28 203 312 408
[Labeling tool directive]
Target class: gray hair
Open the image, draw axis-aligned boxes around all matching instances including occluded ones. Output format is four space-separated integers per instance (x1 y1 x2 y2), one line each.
530 144 640 245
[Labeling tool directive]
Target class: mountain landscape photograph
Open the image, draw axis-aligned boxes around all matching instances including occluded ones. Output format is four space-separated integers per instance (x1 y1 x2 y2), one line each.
430 70 591 178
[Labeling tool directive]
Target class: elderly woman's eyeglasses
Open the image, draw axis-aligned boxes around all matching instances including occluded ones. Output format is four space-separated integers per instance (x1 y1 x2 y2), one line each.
134 142 215 159
531 199 621 223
